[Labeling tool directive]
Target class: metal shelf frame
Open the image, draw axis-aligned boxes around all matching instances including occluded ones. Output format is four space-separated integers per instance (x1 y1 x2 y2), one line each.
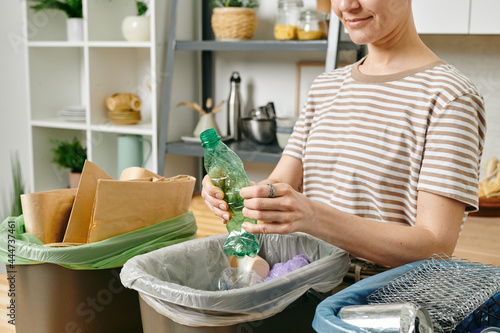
157 0 364 173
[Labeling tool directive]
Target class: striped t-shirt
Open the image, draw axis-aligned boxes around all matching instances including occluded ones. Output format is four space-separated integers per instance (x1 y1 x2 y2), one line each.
283 59 486 226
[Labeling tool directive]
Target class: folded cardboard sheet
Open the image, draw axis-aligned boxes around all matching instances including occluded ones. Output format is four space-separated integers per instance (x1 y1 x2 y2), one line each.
21 160 196 245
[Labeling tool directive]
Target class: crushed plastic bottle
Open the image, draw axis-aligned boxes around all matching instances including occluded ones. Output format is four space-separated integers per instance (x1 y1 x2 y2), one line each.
200 128 260 258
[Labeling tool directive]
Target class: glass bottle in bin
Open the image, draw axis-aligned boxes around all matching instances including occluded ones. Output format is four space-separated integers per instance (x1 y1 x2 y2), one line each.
298 10 328 40
274 0 304 40
200 128 260 258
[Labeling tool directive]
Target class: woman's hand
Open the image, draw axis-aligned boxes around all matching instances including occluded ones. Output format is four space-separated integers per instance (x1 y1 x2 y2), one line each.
239 183 317 235
200 174 230 223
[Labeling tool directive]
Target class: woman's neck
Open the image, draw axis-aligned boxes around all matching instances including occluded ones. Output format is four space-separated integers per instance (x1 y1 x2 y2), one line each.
359 18 440 76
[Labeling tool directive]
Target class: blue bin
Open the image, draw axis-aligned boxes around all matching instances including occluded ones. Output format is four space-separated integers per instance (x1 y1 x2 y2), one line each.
312 260 500 333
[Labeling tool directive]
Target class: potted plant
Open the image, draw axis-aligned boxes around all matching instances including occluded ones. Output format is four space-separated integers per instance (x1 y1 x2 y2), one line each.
122 1 150 42
50 137 87 188
29 0 84 42
2 152 25 219
209 0 259 40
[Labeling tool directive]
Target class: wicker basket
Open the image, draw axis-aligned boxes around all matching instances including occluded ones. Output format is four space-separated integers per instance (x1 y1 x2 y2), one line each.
211 7 257 40
107 109 142 125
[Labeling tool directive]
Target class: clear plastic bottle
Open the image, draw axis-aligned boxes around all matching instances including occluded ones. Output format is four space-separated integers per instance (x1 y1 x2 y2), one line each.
298 10 328 40
200 128 260 258
274 0 304 40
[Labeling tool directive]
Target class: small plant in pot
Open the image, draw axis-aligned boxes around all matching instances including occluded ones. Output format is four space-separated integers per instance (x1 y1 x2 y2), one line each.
122 1 150 42
29 0 84 41
209 0 259 40
50 137 87 188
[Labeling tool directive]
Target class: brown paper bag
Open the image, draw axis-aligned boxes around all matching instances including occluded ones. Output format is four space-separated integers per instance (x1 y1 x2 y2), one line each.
21 188 77 244
63 160 112 243
87 175 196 243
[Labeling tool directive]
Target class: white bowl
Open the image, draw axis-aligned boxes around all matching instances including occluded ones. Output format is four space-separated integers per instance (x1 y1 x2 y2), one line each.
276 132 291 149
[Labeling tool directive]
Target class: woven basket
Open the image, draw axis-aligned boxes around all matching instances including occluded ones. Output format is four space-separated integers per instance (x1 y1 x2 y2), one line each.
211 7 257 40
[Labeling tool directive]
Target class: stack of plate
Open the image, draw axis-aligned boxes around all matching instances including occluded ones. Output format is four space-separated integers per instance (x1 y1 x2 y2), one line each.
107 110 141 125
57 105 86 122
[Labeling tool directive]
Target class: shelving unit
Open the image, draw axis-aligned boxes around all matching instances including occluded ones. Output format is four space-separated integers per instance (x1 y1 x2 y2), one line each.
158 0 364 173
24 0 168 191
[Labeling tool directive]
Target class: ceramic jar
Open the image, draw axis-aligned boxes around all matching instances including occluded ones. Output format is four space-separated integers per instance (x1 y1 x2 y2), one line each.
66 18 84 42
122 16 150 42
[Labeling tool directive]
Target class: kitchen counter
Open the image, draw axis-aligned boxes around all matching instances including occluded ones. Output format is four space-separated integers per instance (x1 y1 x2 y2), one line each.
454 215 500 266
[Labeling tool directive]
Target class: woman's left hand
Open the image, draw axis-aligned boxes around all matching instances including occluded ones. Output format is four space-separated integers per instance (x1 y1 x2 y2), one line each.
239 183 316 235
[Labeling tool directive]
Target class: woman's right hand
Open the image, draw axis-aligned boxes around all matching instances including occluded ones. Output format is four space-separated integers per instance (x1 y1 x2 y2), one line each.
201 174 230 223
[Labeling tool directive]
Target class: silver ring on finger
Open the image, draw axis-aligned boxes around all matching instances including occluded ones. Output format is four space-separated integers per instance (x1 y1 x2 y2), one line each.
267 183 275 198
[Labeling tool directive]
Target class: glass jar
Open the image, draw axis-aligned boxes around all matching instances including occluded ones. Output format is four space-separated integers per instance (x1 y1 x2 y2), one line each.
298 10 328 40
274 0 304 40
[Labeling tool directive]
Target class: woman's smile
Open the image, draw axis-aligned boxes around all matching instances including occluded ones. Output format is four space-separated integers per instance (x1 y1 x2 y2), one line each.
345 16 373 29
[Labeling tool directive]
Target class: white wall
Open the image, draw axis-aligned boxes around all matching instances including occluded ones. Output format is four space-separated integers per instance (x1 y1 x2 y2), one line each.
0 0 30 219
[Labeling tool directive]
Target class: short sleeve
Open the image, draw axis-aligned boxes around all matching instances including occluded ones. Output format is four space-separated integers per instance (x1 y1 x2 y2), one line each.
418 92 486 211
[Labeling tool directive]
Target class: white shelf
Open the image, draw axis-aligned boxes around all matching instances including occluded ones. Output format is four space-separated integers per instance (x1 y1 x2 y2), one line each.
28 41 85 48
90 122 153 136
25 0 166 191
28 41 153 48
88 41 152 48
31 118 87 130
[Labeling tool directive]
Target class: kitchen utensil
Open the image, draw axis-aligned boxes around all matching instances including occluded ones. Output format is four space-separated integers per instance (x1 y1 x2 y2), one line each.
366 254 500 333
227 72 243 140
266 102 277 118
240 117 276 144
117 134 152 175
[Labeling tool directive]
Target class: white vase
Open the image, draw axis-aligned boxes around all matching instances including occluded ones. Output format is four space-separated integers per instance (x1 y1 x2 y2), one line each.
66 18 83 42
122 16 150 42
193 113 220 138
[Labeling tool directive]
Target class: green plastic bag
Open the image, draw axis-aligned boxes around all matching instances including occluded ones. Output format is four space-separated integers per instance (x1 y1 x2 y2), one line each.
0 212 197 270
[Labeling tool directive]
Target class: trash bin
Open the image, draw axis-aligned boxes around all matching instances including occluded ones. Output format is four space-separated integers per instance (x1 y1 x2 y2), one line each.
0 212 197 333
312 256 500 333
120 232 350 332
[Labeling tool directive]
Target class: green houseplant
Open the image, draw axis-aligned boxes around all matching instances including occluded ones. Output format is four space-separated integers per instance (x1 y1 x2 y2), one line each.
29 0 83 18
1 151 25 219
51 137 87 188
209 0 258 8
136 1 148 16
122 0 150 42
29 0 84 41
209 0 259 40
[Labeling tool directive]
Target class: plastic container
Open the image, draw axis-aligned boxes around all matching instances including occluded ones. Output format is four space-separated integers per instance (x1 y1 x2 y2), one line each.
298 10 328 40
120 232 350 332
274 0 304 40
276 116 298 149
312 260 500 333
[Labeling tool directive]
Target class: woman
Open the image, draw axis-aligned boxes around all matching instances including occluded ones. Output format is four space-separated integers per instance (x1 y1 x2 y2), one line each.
202 0 486 267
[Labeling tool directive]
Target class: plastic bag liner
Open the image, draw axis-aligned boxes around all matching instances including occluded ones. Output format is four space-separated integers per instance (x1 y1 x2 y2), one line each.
120 232 350 327
0 212 197 270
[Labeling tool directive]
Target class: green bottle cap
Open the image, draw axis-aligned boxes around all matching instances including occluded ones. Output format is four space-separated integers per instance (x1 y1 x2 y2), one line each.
200 128 220 149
